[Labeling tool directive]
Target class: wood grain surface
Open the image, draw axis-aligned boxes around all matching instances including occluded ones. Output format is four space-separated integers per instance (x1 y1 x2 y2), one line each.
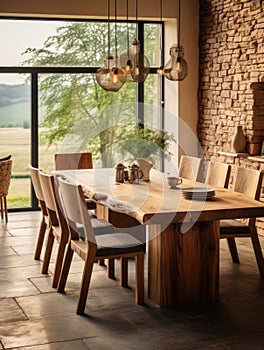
54 168 264 307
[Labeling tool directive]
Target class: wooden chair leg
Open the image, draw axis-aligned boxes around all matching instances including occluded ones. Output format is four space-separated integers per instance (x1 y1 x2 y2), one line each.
99 259 105 266
57 244 74 293
52 240 67 288
34 218 47 260
121 258 128 287
250 227 264 277
3 196 8 222
41 229 55 274
77 254 95 315
226 237 240 263
135 252 144 305
0 197 3 220
108 258 115 279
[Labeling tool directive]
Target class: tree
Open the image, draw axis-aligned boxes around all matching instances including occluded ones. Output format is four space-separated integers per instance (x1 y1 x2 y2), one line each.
23 120 30 129
22 21 157 167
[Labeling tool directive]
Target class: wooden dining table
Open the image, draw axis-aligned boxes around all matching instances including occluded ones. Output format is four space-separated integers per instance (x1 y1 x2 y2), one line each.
55 168 264 307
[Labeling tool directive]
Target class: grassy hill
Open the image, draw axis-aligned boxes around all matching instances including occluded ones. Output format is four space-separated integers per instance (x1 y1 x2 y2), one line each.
0 101 30 127
0 84 30 127
0 84 46 127
0 84 29 107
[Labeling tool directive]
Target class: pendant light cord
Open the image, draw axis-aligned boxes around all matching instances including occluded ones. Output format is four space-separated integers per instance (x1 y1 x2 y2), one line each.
135 0 139 39
126 0 130 55
115 0 118 66
160 0 163 67
107 0 110 55
177 0 181 47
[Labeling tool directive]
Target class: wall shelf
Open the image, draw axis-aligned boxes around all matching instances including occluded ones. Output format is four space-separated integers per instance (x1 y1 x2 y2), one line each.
248 156 264 163
217 151 250 158
217 152 264 163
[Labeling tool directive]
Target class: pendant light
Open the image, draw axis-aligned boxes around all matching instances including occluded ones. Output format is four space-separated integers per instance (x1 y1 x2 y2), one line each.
157 0 164 75
96 0 126 92
119 0 134 82
164 0 188 81
120 0 150 83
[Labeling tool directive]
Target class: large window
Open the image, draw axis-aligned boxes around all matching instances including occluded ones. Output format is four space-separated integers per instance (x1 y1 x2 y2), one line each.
0 18 163 210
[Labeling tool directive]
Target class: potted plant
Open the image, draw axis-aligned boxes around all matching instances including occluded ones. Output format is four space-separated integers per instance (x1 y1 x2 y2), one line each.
118 124 175 180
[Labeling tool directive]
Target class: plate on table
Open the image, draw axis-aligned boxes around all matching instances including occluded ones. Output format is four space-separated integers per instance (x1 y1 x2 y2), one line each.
181 187 215 200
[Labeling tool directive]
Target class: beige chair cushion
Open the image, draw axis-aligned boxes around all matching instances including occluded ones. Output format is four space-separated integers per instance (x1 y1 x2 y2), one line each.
96 233 145 256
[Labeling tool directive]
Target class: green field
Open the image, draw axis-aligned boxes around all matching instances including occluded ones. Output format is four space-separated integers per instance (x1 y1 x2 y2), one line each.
0 127 60 208
0 102 30 127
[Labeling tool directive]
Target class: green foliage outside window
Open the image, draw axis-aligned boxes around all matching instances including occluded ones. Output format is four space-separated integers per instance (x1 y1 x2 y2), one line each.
22 21 163 167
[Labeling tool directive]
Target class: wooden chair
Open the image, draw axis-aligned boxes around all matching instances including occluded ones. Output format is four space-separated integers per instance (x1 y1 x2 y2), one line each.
38 171 70 288
40 171 116 287
220 167 264 277
54 152 96 210
57 177 145 315
30 165 50 260
0 159 12 222
205 161 231 188
178 155 202 182
54 152 93 171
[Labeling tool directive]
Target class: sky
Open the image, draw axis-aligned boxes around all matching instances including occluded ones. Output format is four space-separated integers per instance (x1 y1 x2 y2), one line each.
0 20 61 84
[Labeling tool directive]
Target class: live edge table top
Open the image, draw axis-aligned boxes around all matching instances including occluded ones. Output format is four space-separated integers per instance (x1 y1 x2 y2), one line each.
55 168 264 225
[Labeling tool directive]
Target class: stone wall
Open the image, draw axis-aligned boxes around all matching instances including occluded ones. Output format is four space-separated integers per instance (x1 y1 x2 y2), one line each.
199 0 264 236
198 0 264 158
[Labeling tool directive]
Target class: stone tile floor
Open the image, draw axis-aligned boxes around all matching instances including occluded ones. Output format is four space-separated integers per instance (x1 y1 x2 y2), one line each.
1 211 264 349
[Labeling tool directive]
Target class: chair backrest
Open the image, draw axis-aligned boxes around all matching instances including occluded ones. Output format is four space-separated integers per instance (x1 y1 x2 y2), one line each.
0 159 12 196
39 171 59 226
178 156 202 181
205 162 231 188
30 166 44 201
39 171 57 211
233 167 263 200
39 171 70 244
54 153 93 170
57 177 95 244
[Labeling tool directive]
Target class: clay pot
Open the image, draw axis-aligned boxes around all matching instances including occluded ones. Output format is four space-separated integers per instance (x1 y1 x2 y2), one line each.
231 125 246 153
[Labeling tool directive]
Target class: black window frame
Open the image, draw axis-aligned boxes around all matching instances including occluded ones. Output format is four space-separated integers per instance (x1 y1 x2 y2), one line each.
0 16 164 211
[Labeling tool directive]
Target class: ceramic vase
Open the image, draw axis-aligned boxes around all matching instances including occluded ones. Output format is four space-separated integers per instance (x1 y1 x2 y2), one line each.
231 125 246 153
135 158 153 181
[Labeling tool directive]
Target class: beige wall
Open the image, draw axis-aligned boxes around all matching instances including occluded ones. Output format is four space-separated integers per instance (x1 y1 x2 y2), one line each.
0 0 177 19
179 0 199 157
164 1 200 163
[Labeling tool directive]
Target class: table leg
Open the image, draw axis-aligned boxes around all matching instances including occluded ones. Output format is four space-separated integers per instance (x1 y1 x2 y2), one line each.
148 220 219 306
95 203 109 221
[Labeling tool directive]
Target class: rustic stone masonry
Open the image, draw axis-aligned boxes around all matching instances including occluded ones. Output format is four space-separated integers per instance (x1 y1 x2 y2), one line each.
198 0 264 157
199 0 264 235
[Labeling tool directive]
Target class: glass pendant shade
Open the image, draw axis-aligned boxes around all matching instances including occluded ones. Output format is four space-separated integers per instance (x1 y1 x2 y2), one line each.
164 44 188 81
130 39 150 82
96 54 126 92
120 39 150 83
119 50 134 82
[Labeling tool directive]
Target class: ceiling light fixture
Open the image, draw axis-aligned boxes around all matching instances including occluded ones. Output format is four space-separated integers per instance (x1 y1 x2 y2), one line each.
164 0 188 81
157 0 164 75
96 0 126 92
120 0 150 83
119 0 134 82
